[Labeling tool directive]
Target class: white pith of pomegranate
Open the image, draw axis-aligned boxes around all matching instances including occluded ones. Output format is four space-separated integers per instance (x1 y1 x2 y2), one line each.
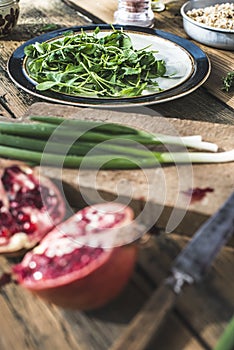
0 164 66 254
13 203 138 310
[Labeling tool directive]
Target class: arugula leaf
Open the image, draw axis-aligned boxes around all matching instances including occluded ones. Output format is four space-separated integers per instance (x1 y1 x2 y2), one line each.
24 27 169 98
222 71 234 92
36 81 59 90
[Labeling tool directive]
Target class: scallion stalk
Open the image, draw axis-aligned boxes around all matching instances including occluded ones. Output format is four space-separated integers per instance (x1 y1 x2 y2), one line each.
0 133 154 158
0 145 159 169
0 133 104 156
0 144 233 169
29 116 218 152
0 120 217 152
0 132 220 159
0 133 157 157
160 150 234 163
29 115 139 135
213 316 234 350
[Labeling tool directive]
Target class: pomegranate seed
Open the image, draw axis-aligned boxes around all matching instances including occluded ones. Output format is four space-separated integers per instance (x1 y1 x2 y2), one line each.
23 222 37 234
17 212 30 222
0 228 11 238
0 164 65 250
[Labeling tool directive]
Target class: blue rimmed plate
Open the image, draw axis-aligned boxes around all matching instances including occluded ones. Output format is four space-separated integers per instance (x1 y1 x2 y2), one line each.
7 24 211 108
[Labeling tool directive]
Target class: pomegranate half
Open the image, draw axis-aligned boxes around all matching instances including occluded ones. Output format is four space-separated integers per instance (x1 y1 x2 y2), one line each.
0 164 66 255
13 203 138 310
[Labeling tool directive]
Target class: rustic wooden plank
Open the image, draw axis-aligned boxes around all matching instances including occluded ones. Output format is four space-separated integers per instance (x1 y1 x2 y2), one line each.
204 51 234 109
0 98 15 119
64 0 234 109
0 1 232 350
0 256 142 350
89 283 205 350
0 259 85 350
22 84 234 125
0 73 32 119
147 317 205 350
0 247 205 350
138 235 234 349
47 233 233 350
149 88 234 125
127 271 205 350
18 0 90 30
58 279 147 350
110 283 177 350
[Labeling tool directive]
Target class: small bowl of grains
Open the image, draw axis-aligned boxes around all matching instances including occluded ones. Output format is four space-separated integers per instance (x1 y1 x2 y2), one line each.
181 0 234 50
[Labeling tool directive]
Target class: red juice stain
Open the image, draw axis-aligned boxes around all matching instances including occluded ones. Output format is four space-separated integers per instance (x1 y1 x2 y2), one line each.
183 187 214 203
0 272 12 287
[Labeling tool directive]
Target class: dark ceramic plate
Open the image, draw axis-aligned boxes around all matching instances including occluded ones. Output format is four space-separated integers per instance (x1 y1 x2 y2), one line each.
7 24 211 108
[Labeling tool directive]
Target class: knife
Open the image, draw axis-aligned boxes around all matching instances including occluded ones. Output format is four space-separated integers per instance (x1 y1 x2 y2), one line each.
110 192 234 350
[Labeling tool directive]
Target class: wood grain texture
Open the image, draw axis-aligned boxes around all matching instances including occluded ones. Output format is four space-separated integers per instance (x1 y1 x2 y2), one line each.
110 282 177 350
138 235 234 349
0 1 233 349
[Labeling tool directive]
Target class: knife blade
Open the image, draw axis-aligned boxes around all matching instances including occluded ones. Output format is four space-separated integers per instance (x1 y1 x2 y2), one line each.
110 192 234 350
171 190 234 293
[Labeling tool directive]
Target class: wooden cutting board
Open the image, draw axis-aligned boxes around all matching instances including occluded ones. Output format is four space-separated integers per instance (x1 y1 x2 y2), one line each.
67 0 118 23
23 102 234 237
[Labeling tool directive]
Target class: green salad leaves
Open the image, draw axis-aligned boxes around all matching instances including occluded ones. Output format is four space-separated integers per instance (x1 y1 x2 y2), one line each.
222 71 234 92
24 27 167 98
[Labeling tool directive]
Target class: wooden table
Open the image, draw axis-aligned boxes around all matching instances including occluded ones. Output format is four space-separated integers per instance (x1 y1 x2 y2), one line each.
0 1 233 349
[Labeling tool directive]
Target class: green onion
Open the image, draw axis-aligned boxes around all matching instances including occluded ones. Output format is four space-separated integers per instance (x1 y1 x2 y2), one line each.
30 115 140 135
0 132 232 164
160 150 234 163
0 119 232 169
29 116 218 152
213 316 234 350
0 133 104 156
0 144 232 169
0 122 124 143
0 133 160 158
0 145 160 169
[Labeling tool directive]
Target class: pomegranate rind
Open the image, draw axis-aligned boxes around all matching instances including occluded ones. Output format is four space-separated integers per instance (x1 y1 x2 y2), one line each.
14 203 138 310
18 245 137 310
0 165 66 254
15 203 134 288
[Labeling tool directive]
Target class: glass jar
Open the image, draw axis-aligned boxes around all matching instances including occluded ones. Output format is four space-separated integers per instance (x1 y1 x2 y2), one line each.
114 0 154 27
0 0 20 37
